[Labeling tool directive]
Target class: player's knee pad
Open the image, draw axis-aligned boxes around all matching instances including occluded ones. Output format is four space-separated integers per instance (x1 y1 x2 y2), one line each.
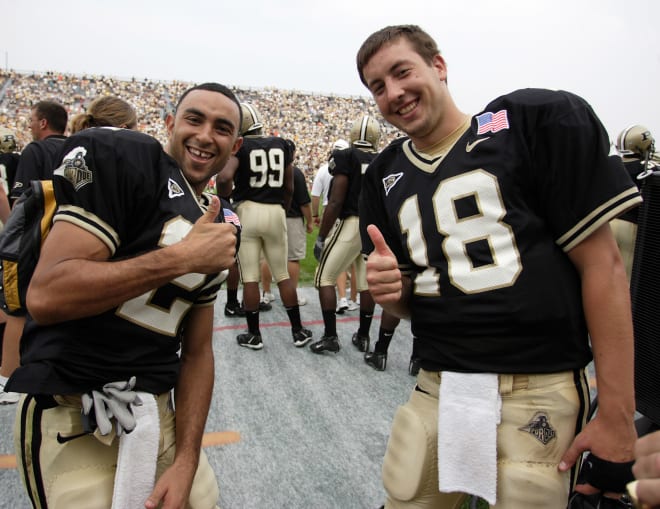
382 402 436 502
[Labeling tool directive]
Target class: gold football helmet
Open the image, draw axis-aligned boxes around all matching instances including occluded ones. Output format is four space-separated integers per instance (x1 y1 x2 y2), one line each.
0 127 18 153
240 103 264 136
349 115 381 149
616 125 655 158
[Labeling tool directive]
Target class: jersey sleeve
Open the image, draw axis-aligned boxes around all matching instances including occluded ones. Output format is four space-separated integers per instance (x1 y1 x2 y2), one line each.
52 129 162 256
526 92 642 251
328 149 351 177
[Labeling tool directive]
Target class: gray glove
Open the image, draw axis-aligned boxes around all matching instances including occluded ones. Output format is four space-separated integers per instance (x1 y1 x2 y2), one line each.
81 376 143 436
314 236 325 261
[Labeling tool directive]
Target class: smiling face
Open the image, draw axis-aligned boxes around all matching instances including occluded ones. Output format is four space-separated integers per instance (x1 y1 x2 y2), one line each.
362 37 453 149
165 89 242 194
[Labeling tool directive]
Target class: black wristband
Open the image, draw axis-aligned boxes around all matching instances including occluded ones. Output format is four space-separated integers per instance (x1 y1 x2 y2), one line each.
578 453 635 493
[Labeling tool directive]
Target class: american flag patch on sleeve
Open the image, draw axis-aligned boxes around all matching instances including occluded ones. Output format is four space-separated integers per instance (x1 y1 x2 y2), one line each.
223 208 241 228
476 110 509 134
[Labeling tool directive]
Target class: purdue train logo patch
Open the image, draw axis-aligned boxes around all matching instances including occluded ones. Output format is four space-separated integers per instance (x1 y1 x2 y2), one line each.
519 412 556 445
55 146 93 191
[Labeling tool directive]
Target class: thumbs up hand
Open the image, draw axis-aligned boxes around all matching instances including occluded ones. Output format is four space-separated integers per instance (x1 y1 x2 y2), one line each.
366 224 403 305
180 195 237 274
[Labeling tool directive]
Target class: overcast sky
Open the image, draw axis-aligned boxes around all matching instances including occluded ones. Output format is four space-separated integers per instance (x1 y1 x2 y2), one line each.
4 0 660 141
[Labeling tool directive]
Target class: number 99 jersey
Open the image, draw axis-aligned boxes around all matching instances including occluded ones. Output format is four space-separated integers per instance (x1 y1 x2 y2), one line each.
11 127 228 395
231 135 293 205
359 89 642 374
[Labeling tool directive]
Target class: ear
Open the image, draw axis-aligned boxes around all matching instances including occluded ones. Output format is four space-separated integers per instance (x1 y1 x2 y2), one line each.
165 113 175 137
231 136 243 156
432 54 448 82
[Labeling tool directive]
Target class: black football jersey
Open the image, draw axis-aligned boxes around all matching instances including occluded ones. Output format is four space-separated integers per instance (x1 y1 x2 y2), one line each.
360 89 642 374
0 152 19 194
232 135 293 205
9 127 227 395
328 146 377 218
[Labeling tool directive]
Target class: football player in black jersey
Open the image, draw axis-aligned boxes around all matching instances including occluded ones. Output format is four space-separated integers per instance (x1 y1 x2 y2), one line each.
357 25 641 508
229 102 312 350
309 115 401 358
7 83 242 508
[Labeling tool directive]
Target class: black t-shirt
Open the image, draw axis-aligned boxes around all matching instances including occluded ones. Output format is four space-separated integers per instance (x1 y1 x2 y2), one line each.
10 135 66 203
287 166 310 218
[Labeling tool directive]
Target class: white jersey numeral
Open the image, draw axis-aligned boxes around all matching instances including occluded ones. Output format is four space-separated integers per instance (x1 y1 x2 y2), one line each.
248 148 285 188
400 169 521 295
116 217 206 336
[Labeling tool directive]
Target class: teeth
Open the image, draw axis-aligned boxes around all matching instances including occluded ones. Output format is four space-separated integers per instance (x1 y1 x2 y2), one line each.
189 147 213 159
399 101 417 115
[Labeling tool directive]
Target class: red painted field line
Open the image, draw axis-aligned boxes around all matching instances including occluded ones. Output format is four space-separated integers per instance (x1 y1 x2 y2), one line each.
214 314 379 332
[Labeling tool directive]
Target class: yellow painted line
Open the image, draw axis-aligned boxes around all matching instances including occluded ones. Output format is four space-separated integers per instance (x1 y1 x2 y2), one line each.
0 454 16 469
0 430 240 470
202 430 241 447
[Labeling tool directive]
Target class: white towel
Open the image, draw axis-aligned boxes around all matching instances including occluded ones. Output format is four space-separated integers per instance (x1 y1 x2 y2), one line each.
437 372 501 505
111 392 160 509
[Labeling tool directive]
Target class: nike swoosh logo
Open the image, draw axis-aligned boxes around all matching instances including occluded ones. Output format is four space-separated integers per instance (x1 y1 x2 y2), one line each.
466 137 490 152
56 431 89 444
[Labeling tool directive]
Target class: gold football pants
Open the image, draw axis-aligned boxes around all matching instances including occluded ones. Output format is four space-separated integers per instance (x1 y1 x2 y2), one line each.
382 368 590 509
14 392 220 509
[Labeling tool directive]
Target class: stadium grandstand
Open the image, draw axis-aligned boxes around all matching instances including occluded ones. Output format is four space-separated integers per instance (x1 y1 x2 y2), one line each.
0 69 402 183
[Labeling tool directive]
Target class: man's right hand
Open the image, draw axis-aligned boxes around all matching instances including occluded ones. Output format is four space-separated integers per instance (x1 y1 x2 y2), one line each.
366 224 402 305
180 195 237 274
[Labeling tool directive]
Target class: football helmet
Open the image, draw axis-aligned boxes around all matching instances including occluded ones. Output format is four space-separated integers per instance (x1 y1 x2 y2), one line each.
0 127 18 153
349 116 381 149
616 125 655 158
240 103 264 136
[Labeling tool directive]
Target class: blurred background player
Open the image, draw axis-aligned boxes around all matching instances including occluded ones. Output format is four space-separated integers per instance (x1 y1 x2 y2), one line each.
0 127 19 223
311 138 359 313
310 115 389 355
229 102 312 350
611 124 656 280
261 139 313 306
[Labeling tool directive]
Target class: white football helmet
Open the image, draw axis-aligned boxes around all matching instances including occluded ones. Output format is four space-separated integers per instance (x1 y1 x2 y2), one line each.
349 116 381 149
0 127 18 153
616 125 655 158
240 103 264 136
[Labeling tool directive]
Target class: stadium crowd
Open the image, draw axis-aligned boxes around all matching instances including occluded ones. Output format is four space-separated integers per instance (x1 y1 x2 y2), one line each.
0 69 400 182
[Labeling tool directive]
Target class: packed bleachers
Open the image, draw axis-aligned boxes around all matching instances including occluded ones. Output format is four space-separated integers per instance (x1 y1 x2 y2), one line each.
0 69 401 183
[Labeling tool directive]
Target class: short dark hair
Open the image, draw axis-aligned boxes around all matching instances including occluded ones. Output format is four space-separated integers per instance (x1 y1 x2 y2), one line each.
175 82 242 133
356 25 440 86
32 100 68 134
